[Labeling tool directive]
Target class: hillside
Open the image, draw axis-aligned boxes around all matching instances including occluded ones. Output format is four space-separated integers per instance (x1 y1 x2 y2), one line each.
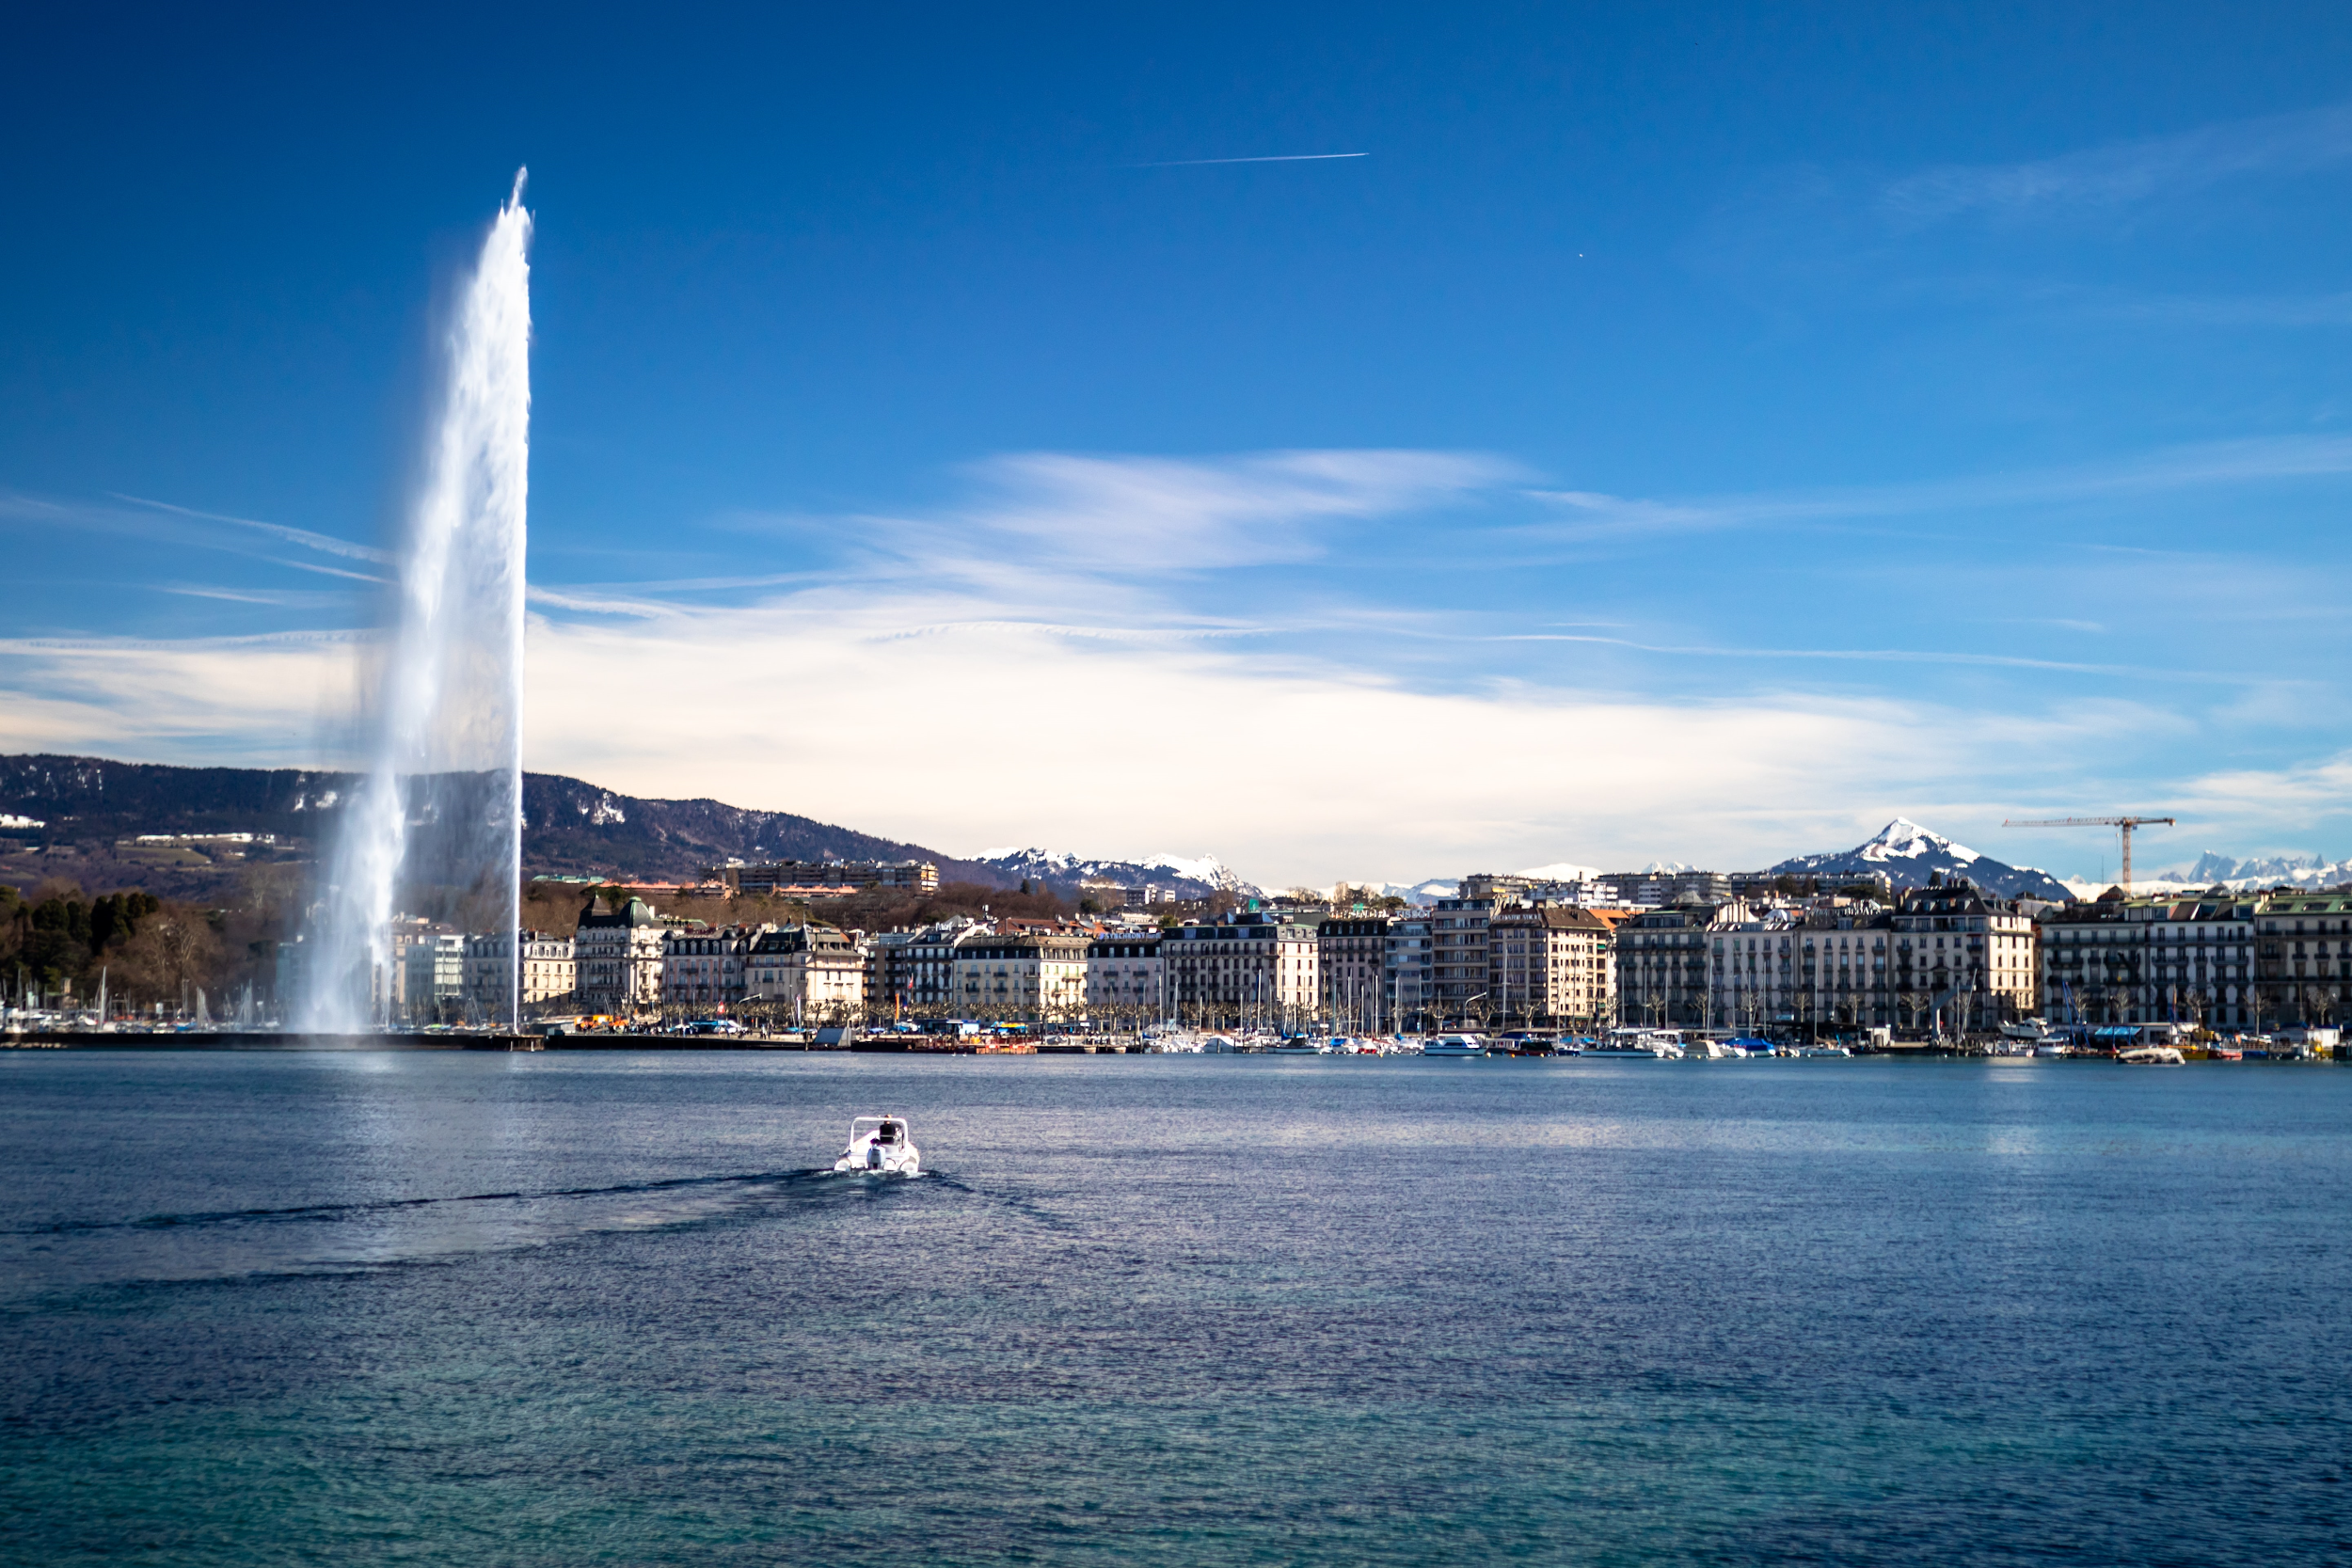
974 847 1260 901
0 754 1012 897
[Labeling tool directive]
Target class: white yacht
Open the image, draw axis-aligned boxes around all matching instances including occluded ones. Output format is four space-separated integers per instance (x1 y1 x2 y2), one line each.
1422 1034 1489 1057
1588 1029 1685 1059
833 1116 922 1176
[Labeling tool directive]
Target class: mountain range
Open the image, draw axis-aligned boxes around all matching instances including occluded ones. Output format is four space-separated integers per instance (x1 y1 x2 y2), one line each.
2144 850 2352 893
9 753 2339 908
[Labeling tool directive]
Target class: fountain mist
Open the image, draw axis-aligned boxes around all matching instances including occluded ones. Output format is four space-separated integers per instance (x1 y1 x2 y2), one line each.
303 176 532 1033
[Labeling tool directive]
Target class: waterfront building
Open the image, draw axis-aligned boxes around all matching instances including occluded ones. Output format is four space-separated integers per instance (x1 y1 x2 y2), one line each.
889 919 988 1018
954 930 1091 1024
1387 912 1434 1030
2032 887 2328 1031
1086 930 1162 1025
575 897 668 1015
1799 907 1896 1032
1486 903 1614 1030
1708 904 1807 1032
1429 895 1496 1024
663 925 758 1014
2250 892 2352 1029
401 930 466 1023
864 928 920 1020
463 928 577 1017
727 859 938 895
744 924 866 1021
1319 915 1391 1033
1888 879 2036 1033
1161 910 1319 1032
1616 906 1714 1028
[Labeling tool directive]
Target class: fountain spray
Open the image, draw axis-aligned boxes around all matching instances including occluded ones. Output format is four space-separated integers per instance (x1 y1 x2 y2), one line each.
303 174 532 1033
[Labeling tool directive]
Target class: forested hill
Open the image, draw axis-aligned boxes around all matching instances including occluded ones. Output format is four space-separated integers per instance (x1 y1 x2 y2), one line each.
0 754 1009 894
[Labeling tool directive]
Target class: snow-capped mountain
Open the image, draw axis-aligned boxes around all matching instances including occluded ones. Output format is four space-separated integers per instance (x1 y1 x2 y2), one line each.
2141 850 2352 892
1340 878 1458 905
976 847 1262 899
1770 818 2070 900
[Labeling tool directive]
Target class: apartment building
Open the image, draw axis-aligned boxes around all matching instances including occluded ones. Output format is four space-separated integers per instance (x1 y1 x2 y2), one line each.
2032 887 2346 1031
2251 892 2352 1027
1161 910 1319 1030
663 925 759 1013
729 859 938 895
1486 903 1615 1029
1429 896 1496 1022
1388 912 1434 1029
954 930 1091 1023
744 923 866 1020
402 930 466 1023
1616 907 1712 1027
462 928 576 1016
1086 930 1162 1022
1318 915 1391 1033
1708 906 1808 1032
1889 880 2036 1031
575 897 668 1015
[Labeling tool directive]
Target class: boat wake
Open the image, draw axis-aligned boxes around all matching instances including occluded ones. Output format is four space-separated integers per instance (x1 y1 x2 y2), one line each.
2 1168 866 1296
9 1169 829 1238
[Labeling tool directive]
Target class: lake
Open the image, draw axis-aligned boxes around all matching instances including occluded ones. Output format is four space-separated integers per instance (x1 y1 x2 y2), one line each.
4 1050 2348 1564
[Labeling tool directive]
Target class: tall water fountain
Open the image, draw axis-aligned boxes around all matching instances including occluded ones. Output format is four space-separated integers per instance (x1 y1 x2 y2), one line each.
302 176 532 1033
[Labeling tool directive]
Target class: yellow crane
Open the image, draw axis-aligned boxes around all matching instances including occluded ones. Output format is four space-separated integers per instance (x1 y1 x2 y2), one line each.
2001 816 2176 894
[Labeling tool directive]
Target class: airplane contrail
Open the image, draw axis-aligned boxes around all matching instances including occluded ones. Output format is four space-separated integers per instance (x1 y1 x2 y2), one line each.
1132 152 1369 167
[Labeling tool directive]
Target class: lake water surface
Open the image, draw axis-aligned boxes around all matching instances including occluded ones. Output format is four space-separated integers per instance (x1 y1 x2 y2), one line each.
4 1050 2349 1564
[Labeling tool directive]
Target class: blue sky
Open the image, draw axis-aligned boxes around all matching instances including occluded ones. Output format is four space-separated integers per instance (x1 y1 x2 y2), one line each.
6 3 2351 886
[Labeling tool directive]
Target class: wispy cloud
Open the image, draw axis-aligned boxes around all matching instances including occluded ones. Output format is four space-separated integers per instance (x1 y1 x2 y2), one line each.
109 493 391 564
1523 434 2352 543
948 449 1513 572
1882 101 2352 227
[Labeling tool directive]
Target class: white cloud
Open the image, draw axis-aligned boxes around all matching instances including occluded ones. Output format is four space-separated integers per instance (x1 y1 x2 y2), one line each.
9 448 2352 884
0 632 362 762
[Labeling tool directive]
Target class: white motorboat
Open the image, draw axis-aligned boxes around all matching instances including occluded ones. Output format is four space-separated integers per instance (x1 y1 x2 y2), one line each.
1422 1034 1489 1058
833 1116 922 1176
1793 1044 1851 1058
2118 1045 2185 1066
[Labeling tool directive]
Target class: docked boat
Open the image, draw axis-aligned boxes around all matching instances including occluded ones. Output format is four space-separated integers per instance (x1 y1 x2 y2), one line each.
1422 1034 1489 1058
1793 1044 1851 1058
1588 1028 1685 1059
2117 1046 2185 1065
833 1116 922 1176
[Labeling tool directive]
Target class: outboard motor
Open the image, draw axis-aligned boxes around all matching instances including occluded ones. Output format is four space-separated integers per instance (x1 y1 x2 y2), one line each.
866 1145 882 1170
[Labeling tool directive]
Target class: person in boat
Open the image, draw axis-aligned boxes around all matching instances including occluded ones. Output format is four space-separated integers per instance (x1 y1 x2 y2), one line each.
877 1120 899 1143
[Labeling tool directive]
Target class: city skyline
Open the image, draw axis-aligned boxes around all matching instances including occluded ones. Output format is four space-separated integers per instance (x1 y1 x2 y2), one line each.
7 7 2352 885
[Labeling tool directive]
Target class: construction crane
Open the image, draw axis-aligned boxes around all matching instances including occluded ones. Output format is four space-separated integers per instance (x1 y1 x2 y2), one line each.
2001 816 2176 894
